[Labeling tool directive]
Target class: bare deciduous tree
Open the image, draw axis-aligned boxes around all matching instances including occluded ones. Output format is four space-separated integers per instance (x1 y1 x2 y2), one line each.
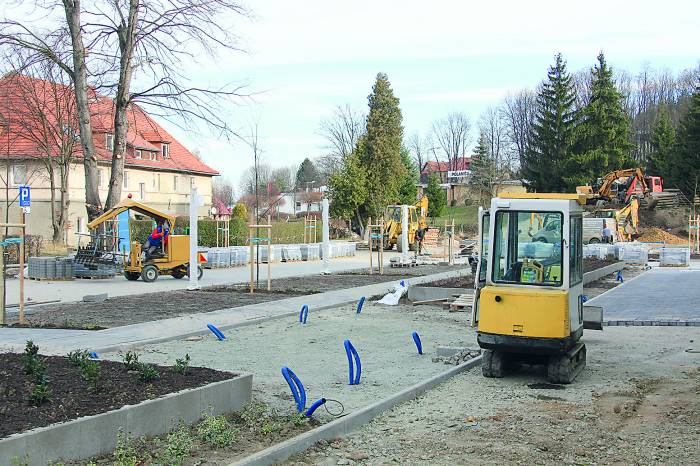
407 132 430 173
431 112 471 171
0 62 78 243
501 90 536 168
1 0 249 220
319 104 364 160
212 177 235 207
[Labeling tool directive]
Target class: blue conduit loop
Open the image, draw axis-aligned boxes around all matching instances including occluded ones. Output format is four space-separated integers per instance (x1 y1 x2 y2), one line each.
344 339 361 385
412 331 423 355
616 271 624 283
299 304 309 324
281 366 307 413
356 296 366 315
88 352 99 359
304 398 327 417
581 295 589 303
207 323 226 341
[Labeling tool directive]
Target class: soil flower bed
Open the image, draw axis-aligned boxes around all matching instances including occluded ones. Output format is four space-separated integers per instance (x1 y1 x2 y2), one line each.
0 349 235 439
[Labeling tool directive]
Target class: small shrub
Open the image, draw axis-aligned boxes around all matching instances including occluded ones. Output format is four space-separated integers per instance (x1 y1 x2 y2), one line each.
239 400 268 425
10 455 29 466
26 383 52 406
196 412 237 448
80 360 103 393
113 429 149 466
66 349 90 368
122 351 141 371
21 340 40 375
291 413 309 426
260 421 280 436
170 354 190 375
154 426 193 466
136 362 159 383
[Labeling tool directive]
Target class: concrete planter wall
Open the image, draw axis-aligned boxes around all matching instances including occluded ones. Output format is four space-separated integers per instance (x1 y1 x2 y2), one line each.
0 374 252 466
407 286 469 302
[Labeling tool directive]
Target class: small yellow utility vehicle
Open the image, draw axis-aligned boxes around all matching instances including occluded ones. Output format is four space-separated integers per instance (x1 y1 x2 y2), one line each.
87 198 205 282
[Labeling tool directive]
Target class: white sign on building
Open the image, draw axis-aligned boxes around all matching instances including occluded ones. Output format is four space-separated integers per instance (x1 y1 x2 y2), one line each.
447 170 472 181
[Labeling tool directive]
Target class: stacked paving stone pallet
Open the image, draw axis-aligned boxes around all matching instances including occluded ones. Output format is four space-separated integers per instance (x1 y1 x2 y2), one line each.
28 257 75 280
202 241 354 268
659 247 690 267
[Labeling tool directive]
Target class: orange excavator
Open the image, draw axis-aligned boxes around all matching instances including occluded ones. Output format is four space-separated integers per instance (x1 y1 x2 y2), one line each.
576 168 663 205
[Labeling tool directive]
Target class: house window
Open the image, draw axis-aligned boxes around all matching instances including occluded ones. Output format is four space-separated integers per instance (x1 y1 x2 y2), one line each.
162 144 170 159
148 151 157 161
77 217 84 234
123 170 129 189
105 133 114 150
139 182 145 200
11 164 27 186
98 169 104 188
152 174 158 189
295 201 301 210
134 149 142 159
190 176 195 187
173 175 178 192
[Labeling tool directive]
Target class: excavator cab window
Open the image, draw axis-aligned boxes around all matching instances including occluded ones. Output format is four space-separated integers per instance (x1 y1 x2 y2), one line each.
493 210 563 286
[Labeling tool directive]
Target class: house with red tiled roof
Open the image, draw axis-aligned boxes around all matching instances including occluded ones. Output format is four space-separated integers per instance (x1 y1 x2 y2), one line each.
420 156 472 183
0 73 219 245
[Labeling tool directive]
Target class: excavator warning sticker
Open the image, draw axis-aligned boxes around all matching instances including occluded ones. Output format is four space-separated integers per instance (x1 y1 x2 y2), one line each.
199 252 208 262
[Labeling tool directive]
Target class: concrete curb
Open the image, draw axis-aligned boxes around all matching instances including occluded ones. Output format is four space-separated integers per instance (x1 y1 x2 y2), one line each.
229 355 482 466
604 320 700 327
582 261 624 285
407 286 470 302
0 374 253 466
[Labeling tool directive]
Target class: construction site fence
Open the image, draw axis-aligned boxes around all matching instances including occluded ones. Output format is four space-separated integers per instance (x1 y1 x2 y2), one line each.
202 241 356 269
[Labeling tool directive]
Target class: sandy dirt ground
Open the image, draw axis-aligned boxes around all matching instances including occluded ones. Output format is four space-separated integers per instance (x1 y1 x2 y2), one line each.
8 265 461 328
106 301 475 421
289 326 700 466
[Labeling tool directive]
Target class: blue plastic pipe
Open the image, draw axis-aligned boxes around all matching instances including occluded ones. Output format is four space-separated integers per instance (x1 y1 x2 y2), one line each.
299 304 309 324
207 323 226 341
581 295 589 303
412 331 423 355
344 339 361 385
304 398 327 417
281 366 306 413
356 296 366 314
88 351 99 359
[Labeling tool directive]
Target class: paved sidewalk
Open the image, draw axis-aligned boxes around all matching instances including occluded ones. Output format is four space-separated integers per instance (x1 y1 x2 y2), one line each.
0 268 467 354
588 263 700 322
5 250 394 306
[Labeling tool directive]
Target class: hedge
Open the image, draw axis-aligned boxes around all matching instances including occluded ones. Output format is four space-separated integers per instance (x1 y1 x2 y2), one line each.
128 218 319 247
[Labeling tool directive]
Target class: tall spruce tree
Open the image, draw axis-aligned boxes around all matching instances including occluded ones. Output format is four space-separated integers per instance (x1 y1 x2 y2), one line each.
569 52 632 188
359 72 406 217
668 84 700 199
469 132 497 206
648 104 675 179
522 53 578 193
397 147 419 204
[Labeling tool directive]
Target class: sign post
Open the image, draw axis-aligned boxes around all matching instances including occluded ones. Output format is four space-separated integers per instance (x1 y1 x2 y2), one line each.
18 186 30 322
188 186 204 290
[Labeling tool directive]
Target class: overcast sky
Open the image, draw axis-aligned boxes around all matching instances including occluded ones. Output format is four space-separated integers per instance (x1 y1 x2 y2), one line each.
160 0 700 187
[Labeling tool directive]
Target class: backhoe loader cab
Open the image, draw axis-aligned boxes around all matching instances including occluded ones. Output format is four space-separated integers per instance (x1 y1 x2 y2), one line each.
472 193 601 384
87 198 205 283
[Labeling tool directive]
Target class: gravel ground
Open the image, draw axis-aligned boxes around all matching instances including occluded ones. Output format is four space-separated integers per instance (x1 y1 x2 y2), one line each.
7 265 461 329
290 326 700 466
104 301 476 422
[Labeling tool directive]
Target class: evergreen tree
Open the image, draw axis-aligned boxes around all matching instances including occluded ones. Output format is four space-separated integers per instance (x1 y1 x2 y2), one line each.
425 173 446 219
469 132 497 206
647 104 675 179
668 84 700 198
359 72 406 217
328 150 368 229
570 52 632 188
397 146 419 204
522 53 578 193
295 158 319 188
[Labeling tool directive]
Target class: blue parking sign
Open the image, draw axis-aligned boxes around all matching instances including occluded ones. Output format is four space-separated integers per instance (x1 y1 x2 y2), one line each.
19 186 30 207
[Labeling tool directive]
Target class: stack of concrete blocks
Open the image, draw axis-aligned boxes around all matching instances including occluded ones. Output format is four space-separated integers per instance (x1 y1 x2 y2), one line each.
659 247 690 267
322 241 357 259
279 245 302 262
229 246 249 267
617 243 648 264
300 243 320 261
28 256 75 280
257 245 275 263
204 248 232 269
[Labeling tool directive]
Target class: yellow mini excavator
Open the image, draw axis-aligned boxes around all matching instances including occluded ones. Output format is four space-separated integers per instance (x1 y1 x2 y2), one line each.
382 196 429 252
471 193 603 384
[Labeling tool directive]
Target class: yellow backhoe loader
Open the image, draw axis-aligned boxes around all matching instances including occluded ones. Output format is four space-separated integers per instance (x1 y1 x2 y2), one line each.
87 198 206 282
383 196 428 252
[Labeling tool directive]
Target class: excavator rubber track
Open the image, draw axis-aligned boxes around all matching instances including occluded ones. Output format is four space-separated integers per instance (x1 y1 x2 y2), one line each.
547 343 586 384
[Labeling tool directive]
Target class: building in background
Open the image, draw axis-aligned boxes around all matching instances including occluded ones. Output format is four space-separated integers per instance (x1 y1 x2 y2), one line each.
0 73 218 246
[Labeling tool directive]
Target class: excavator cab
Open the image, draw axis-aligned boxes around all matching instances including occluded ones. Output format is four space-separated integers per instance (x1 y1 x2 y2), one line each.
473 194 603 384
